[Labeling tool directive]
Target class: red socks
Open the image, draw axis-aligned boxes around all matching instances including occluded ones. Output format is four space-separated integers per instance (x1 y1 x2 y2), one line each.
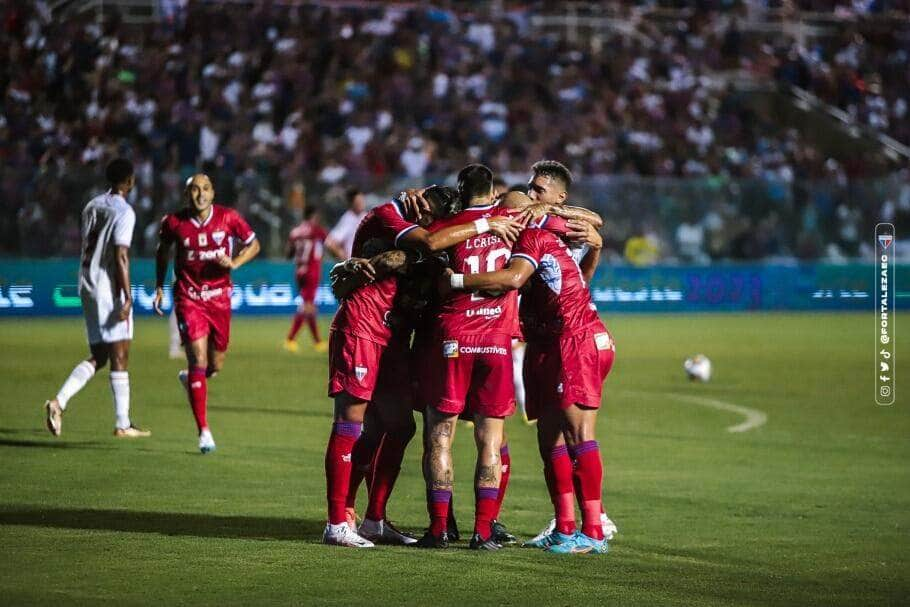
429 490 451 536
325 421 362 525
571 440 604 540
365 431 411 521
345 431 380 512
494 444 510 519
550 444 576 535
287 313 305 341
289 312 321 342
474 487 499 540
187 367 208 432
307 314 321 343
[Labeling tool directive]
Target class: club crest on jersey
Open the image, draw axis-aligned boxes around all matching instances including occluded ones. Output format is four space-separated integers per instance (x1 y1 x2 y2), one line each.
540 254 562 295
594 332 613 351
198 233 208 246
212 230 226 246
355 366 368 381
443 340 459 358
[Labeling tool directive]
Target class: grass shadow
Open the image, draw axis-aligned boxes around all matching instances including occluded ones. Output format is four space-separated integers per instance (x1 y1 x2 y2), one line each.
0 438 111 450
0 504 324 542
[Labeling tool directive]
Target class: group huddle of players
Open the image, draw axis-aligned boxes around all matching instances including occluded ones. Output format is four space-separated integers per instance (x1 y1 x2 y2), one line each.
322 161 617 555
44 157 616 555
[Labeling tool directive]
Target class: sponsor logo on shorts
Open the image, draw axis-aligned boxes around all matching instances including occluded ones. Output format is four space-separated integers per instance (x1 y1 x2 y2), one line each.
594 332 613 351
458 345 508 356
342 453 352 462
198 233 208 246
355 366 368 381
212 230 226 245
443 340 459 358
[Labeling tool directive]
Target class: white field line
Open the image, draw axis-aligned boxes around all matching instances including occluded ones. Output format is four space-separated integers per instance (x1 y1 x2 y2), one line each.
620 390 768 433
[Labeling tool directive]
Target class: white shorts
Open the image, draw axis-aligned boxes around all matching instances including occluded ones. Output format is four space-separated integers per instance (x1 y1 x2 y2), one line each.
82 292 133 345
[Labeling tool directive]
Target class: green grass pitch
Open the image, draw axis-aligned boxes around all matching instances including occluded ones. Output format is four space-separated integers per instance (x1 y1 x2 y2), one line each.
0 313 907 606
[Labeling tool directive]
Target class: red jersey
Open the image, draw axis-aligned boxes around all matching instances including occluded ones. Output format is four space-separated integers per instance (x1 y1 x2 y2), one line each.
330 200 419 344
434 202 517 338
159 205 256 304
288 220 327 279
510 227 602 339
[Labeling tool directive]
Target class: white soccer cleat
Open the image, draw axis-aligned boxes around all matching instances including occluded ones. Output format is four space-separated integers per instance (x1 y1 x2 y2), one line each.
358 518 418 545
601 512 618 540
323 522 375 548
44 400 63 436
198 428 216 454
177 370 188 390
524 518 556 547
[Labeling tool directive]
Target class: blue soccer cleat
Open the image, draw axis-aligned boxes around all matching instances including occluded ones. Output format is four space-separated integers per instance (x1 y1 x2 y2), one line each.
524 530 572 549
547 531 608 555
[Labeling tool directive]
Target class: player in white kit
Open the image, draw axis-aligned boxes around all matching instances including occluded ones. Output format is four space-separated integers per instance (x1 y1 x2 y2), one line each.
43 158 151 438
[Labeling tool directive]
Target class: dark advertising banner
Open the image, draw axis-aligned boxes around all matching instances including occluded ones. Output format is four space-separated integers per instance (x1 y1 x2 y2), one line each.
0 259 903 316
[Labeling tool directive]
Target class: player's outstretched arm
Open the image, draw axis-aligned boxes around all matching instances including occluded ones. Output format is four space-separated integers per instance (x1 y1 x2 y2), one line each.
446 258 535 294
566 219 604 283
115 245 132 321
153 239 171 316
549 205 604 229
401 215 526 253
330 250 413 300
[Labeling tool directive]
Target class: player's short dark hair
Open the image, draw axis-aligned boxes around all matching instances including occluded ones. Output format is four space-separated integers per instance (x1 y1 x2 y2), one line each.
304 205 319 219
423 185 461 218
456 164 494 204
105 158 134 186
531 160 573 191
346 187 363 205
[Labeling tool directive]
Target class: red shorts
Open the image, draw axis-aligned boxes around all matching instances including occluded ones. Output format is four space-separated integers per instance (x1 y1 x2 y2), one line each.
328 330 411 405
524 328 615 421
432 333 515 419
296 271 319 303
175 296 232 352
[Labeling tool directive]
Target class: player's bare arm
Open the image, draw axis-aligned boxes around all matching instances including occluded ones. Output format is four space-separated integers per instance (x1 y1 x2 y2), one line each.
153 237 172 316
217 237 260 270
444 257 536 294
550 205 604 229
567 219 604 282
401 214 526 252
114 244 132 321
324 237 348 261
330 250 415 300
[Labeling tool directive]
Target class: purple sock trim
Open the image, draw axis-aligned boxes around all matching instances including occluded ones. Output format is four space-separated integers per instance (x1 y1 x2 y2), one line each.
551 444 569 459
570 440 599 458
333 422 362 438
477 487 499 501
500 444 509 456
430 490 452 503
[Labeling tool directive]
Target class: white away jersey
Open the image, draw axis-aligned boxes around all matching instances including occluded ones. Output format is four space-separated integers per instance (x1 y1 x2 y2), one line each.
78 190 136 300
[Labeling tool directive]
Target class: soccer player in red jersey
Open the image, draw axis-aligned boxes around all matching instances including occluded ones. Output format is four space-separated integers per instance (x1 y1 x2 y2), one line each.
417 164 524 551
284 206 328 353
323 184 524 548
153 174 260 454
446 169 616 555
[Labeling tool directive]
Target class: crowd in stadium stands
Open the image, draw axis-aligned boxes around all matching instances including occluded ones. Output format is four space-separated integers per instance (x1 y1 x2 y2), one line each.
1 1 907 261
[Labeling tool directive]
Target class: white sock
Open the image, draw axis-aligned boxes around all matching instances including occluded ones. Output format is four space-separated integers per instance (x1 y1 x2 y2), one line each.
110 371 130 429
56 360 96 410
512 344 526 410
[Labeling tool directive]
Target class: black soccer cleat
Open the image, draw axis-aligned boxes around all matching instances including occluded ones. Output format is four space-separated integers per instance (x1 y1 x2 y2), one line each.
469 532 503 551
447 511 460 542
414 530 449 549
491 520 516 545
